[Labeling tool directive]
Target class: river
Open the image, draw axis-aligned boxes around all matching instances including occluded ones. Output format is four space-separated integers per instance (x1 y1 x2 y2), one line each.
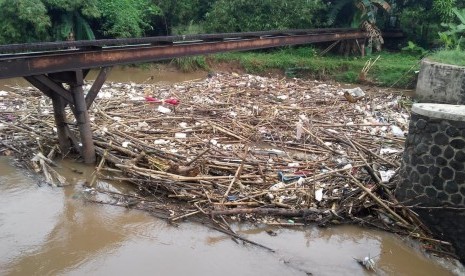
0 67 462 275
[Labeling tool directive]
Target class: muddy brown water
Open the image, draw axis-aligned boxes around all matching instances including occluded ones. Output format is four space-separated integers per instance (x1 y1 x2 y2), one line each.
0 64 208 91
0 67 462 275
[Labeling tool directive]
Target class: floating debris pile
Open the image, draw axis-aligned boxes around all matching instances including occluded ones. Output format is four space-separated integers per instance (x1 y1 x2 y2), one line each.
1 73 444 248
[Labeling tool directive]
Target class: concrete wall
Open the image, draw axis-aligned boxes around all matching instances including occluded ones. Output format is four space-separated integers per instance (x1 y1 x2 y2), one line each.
415 59 465 104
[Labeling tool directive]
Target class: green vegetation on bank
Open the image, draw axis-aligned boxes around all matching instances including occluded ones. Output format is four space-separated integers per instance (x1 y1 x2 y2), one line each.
210 48 420 88
429 49 465 66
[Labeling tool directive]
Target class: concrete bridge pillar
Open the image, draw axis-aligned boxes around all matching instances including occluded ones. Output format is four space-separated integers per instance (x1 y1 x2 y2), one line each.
415 59 465 104
396 103 465 262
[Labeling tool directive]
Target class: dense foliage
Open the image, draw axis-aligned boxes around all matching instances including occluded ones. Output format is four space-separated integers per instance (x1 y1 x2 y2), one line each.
0 0 464 52
0 0 51 43
0 0 160 43
155 0 214 34
397 0 465 48
204 0 328 32
95 0 160 38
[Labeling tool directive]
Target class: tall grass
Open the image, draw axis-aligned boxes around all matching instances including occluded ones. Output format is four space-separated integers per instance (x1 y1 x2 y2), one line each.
212 48 421 88
171 56 209 72
428 49 465 66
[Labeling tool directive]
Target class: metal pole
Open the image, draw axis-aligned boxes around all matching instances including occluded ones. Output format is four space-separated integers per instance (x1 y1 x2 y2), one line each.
85 67 112 109
51 94 71 153
71 70 96 163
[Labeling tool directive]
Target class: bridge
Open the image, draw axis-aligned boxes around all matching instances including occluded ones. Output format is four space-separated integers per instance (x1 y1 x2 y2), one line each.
0 28 401 163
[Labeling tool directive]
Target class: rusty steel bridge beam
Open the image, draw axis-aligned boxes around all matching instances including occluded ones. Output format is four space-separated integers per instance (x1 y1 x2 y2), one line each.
0 31 369 79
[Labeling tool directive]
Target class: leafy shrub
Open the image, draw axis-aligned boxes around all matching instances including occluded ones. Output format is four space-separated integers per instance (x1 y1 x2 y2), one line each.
438 8 465 50
401 41 429 56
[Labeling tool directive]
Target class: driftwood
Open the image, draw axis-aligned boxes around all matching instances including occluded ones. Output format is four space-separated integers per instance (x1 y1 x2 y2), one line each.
210 207 323 217
1 72 449 253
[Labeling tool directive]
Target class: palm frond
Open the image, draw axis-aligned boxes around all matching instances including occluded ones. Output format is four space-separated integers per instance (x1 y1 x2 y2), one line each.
74 12 95 40
453 8 465 25
370 0 391 12
53 13 73 41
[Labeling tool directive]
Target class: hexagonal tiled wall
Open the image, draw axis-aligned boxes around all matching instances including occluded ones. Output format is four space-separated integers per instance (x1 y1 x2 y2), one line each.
397 113 465 206
396 112 465 263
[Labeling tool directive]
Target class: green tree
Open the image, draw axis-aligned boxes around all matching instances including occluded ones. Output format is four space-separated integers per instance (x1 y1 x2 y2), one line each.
153 0 216 35
95 0 160 38
204 0 327 33
0 0 161 44
397 0 465 47
434 0 457 22
0 0 51 44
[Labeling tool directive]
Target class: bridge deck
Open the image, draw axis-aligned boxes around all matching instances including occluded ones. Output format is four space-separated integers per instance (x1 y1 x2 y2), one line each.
0 28 381 79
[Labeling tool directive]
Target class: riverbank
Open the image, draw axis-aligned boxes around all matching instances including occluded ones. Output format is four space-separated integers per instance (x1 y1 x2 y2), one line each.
206 49 421 88
131 48 422 89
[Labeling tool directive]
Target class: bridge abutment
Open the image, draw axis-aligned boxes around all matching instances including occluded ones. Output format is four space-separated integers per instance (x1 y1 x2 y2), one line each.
396 103 465 262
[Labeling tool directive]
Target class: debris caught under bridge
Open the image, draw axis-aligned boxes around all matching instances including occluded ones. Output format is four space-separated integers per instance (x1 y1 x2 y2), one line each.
0 72 456 258
0 28 404 163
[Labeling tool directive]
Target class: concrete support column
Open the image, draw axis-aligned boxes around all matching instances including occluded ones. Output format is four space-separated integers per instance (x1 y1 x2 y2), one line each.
415 59 465 104
396 103 465 263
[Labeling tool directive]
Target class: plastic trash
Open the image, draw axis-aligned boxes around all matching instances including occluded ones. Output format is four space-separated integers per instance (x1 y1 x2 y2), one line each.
175 133 187 139
379 170 396 183
343 87 365 103
164 98 180 106
390 125 404 137
137 121 149 130
345 87 365 97
154 139 170 145
278 171 300 183
342 164 353 170
269 182 286 191
380 148 400 155
227 195 238 201
315 188 323 201
145 96 161 103
157 106 171 114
